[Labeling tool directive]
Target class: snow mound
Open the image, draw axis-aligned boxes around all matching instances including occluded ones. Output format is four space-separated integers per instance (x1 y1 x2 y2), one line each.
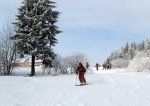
128 52 150 72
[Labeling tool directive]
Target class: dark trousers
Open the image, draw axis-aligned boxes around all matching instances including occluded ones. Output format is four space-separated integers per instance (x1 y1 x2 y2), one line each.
78 72 86 84
96 66 99 70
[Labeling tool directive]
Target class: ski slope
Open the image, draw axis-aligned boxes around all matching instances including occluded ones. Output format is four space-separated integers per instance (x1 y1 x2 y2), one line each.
0 67 150 106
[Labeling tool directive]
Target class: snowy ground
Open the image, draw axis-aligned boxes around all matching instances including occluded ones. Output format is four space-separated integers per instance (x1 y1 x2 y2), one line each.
0 67 150 106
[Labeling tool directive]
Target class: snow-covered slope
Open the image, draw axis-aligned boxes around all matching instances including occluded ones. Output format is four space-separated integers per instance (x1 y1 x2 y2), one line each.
0 68 150 106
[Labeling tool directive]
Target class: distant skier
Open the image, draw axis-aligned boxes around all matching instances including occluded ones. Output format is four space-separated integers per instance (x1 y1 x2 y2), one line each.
86 62 89 69
109 62 112 69
96 63 99 70
76 62 86 85
102 63 107 70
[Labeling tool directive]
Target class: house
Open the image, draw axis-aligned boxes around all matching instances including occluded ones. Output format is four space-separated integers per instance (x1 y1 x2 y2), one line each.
14 59 42 67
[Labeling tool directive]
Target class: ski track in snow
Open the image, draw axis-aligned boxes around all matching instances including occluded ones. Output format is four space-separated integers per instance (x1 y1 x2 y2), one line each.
0 68 150 106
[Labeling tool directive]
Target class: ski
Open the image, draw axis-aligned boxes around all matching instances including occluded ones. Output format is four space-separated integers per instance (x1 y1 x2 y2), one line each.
84 83 88 85
75 84 84 86
75 84 88 86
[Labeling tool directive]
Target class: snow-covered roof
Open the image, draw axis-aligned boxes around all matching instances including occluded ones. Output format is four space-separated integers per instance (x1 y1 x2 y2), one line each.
16 58 42 63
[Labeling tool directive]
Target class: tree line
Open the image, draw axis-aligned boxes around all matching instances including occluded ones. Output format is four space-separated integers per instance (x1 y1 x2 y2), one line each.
106 40 150 70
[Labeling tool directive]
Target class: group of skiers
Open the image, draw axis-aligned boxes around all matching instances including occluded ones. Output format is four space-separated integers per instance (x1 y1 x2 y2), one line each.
102 62 112 70
95 62 112 70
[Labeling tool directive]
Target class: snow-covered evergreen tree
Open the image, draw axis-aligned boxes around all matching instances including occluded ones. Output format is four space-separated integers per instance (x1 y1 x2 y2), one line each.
123 42 129 54
11 0 61 76
144 39 149 51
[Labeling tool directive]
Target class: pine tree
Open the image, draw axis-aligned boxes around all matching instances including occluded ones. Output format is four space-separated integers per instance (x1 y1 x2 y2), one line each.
11 0 61 76
123 42 129 53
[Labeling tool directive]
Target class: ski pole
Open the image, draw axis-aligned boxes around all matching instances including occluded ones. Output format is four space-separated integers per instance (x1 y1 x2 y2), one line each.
84 71 87 84
75 73 78 85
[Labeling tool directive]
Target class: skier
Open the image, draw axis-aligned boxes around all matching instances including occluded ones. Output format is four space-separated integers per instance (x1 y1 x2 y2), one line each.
76 62 86 85
109 62 112 69
96 63 99 70
102 63 106 70
86 62 89 69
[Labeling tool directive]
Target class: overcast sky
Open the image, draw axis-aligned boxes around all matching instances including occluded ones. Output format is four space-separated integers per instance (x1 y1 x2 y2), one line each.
1 0 150 65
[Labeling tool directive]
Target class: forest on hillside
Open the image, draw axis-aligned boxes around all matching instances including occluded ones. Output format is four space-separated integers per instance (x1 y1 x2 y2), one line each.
106 39 150 71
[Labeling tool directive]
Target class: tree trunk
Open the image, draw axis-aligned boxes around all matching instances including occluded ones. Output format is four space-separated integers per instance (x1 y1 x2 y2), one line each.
31 55 35 76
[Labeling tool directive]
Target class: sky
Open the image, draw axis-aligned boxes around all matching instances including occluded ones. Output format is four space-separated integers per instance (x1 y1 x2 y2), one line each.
0 0 150 66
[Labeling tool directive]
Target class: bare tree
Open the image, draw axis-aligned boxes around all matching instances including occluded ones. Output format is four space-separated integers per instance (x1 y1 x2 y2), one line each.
0 21 17 75
52 55 68 74
64 53 88 74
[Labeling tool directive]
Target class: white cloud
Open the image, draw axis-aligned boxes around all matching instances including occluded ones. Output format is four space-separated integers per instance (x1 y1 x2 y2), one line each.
56 0 150 36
